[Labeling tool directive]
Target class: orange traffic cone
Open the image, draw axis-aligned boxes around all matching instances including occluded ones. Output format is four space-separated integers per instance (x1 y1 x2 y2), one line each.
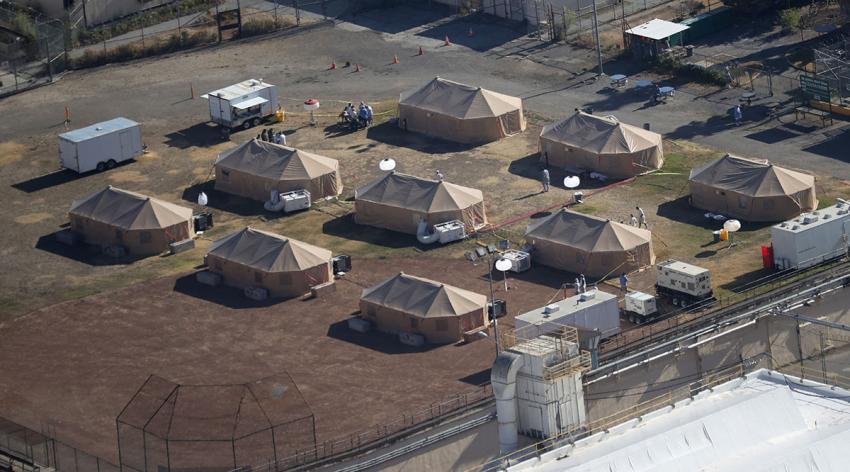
418 46 424 56
354 63 361 72
330 61 337 70
444 34 451 46
392 54 399 64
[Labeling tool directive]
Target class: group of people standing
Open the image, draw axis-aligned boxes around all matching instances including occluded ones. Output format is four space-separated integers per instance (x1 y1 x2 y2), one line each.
258 128 286 145
342 102 374 130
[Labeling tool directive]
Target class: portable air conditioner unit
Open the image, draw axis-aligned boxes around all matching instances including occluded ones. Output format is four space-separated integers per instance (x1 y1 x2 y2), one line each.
502 249 531 273
488 299 507 319
434 220 466 244
399 331 425 347
348 317 371 333
332 254 352 274
281 189 311 213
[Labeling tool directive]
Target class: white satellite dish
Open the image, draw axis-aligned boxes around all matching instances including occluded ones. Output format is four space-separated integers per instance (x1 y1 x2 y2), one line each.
379 158 396 171
197 191 208 206
563 176 581 189
495 258 512 272
723 219 741 232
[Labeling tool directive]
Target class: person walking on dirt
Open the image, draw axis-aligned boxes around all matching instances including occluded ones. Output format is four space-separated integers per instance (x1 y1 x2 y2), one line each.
619 273 629 292
636 206 647 228
629 214 638 227
541 168 550 192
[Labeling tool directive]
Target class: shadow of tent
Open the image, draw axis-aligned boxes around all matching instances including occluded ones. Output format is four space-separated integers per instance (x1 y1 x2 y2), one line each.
172 273 286 309
322 213 442 252
12 169 83 194
365 121 479 154
163 122 228 149
486 262 576 289
35 231 151 266
803 127 850 162
181 181 269 218
325 318 439 354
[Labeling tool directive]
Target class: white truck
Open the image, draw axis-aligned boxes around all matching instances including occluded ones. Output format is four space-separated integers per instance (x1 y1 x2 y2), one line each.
203 79 279 133
655 259 714 308
58 117 143 173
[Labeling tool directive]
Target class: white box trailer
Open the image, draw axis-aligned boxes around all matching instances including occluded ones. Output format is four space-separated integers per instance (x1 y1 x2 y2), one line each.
515 289 620 339
203 79 279 130
58 117 142 173
771 202 850 270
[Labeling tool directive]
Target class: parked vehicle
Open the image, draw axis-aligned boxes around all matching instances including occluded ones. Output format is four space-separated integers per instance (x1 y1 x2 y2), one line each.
58 117 143 173
203 79 279 134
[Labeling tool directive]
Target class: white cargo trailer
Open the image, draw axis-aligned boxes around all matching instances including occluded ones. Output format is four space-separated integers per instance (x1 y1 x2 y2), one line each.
58 117 143 173
515 289 620 339
203 79 279 131
771 202 850 270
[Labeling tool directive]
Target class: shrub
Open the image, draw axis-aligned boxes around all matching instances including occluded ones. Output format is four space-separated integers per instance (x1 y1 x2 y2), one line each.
241 18 278 37
779 8 802 32
71 29 217 69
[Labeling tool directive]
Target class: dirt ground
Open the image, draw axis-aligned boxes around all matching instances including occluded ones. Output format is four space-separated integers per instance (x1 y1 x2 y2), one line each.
0 255 584 463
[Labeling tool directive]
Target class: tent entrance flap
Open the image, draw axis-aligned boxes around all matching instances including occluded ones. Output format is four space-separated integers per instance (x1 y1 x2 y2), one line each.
232 96 269 110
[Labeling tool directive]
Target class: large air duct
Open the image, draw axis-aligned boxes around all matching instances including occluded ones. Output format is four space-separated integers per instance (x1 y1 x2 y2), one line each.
416 218 439 244
491 351 524 454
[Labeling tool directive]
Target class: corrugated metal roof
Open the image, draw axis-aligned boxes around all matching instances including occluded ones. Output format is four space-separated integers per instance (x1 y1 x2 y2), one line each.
625 18 689 40
59 117 139 143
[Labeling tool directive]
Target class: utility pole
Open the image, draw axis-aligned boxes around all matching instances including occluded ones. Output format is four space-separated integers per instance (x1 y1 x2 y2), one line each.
486 252 502 355
591 0 604 75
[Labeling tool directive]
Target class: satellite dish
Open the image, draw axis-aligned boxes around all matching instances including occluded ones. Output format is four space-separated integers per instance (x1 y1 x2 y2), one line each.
723 219 741 232
563 176 581 189
495 258 512 272
379 158 396 171
197 191 208 206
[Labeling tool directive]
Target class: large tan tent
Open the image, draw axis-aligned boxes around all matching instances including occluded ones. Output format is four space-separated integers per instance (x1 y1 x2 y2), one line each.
689 154 818 222
360 272 488 344
69 186 193 255
525 209 655 278
539 111 664 179
206 227 333 298
398 77 526 144
214 139 342 202
355 172 488 235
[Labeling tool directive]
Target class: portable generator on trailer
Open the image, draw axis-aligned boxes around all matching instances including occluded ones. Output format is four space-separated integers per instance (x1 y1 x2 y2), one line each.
655 259 714 308
623 291 659 324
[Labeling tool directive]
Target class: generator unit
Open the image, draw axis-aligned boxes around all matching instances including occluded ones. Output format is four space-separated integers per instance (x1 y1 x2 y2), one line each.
332 254 352 274
488 299 508 320
655 259 713 308
623 291 659 324
434 220 467 244
193 212 214 232
501 249 532 273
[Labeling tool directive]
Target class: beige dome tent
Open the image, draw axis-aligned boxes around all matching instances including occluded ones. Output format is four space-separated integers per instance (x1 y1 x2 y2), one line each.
360 272 488 344
525 209 655 278
539 111 664 178
207 227 333 298
689 154 817 222
354 172 488 235
69 186 193 255
214 139 342 202
398 77 526 144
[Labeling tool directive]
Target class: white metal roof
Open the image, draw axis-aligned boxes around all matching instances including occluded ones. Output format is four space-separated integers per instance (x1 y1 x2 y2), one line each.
59 117 139 143
625 19 689 40
232 96 269 110
516 290 617 325
508 369 850 472
773 201 850 234
657 259 709 276
202 79 274 101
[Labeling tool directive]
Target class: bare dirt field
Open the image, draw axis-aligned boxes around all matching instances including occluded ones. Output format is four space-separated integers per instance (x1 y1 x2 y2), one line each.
0 254 579 463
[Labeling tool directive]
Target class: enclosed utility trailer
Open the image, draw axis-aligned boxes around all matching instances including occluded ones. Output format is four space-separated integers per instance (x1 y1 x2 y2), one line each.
203 79 278 131
58 117 142 173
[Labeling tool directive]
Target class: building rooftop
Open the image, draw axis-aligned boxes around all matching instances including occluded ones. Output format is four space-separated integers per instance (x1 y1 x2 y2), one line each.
625 19 689 40
508 369 850 472
516 290 617 326
203 79 274 101
773 201 850 234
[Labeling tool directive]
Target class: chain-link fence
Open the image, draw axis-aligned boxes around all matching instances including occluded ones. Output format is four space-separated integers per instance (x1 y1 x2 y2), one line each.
0 2 68 97
0 417 120 472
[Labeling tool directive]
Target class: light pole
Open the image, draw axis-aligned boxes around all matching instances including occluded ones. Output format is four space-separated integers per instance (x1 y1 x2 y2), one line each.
591 0 604 76
486 251 502 355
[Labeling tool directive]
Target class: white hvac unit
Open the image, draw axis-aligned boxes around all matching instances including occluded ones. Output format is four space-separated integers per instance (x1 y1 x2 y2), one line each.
771 202 850 270
434 220 467 244
281 189 311 213
399 331 425 347
347 317 371 333
501 249 531 273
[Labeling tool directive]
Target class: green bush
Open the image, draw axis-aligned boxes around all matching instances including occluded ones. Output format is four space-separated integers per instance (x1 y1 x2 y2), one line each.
778 8 802 32
656 56 727 86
